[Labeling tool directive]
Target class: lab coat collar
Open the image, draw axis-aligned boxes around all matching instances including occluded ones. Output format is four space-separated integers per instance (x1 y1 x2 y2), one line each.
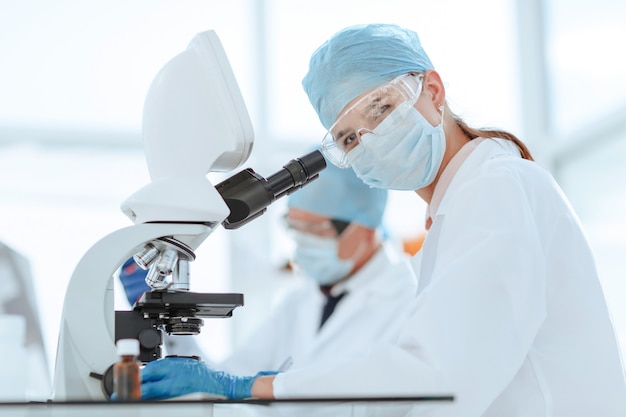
431 137 521 219
427 137 485 221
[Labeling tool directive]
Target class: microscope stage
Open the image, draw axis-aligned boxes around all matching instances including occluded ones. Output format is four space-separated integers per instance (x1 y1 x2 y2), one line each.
135 290 244 318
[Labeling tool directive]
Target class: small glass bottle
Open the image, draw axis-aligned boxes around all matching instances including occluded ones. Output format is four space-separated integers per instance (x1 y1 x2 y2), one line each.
113 339 141 400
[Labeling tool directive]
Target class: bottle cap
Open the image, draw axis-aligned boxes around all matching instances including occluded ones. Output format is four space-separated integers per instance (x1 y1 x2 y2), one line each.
116 339 140 356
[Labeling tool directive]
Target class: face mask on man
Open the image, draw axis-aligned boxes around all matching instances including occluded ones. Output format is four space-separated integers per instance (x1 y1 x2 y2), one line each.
290 230 355 286
347 105 446 190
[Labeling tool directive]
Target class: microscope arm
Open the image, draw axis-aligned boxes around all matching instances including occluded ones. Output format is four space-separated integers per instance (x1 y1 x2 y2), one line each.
52 222 214 401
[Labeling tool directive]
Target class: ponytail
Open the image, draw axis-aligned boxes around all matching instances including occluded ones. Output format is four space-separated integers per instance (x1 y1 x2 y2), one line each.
451 112 534 161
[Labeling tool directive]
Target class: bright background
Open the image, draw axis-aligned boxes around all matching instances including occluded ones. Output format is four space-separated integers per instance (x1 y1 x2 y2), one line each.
0 0 625 399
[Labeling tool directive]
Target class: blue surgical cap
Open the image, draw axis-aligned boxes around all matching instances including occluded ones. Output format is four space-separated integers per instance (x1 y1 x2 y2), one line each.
287 154 387 229
302 23 434 130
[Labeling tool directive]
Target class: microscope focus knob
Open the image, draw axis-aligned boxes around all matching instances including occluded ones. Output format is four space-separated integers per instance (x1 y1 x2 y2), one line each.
138 328 161 350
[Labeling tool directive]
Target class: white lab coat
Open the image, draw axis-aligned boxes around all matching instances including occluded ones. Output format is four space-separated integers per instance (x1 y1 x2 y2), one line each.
273 138 626 416
220 243 418 375
212 244 417 417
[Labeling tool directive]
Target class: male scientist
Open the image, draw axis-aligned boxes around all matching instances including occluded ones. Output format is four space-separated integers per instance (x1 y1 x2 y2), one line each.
218 157 418 377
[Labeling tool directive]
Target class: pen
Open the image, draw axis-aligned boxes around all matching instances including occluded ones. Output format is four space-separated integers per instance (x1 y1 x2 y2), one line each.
277 356 293 372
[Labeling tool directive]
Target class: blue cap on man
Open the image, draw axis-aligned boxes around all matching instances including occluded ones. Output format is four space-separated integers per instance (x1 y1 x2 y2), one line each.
287 152 387 229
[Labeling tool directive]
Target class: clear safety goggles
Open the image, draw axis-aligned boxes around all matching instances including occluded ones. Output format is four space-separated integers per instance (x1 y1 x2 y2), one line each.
283 214 350 237
321 73 424 168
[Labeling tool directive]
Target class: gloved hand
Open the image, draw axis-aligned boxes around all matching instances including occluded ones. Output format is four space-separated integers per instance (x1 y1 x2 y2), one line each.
118 258 150 306
141 357 262 400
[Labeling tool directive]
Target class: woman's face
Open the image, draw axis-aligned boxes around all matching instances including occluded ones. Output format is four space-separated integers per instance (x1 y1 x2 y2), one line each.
322 73 424 167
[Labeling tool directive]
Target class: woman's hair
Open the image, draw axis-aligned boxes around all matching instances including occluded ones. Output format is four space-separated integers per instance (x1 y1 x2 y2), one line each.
450 111 534 161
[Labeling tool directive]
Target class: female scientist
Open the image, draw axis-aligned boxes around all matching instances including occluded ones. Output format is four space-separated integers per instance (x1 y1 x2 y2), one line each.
140 24 626 416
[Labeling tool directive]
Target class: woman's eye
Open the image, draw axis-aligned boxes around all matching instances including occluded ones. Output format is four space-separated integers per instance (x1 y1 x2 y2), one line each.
374 104 391 117
340 133 358 151
363 103 392 128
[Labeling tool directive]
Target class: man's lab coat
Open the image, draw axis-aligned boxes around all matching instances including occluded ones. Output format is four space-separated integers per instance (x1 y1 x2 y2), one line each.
273 138 626 416
220 243 418 375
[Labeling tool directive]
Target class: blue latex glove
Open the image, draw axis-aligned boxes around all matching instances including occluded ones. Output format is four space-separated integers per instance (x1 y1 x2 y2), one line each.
141 357 265 400
118 258 150 306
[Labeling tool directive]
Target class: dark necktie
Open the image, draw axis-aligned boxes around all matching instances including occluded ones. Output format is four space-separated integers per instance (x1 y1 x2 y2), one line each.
319 292 347 328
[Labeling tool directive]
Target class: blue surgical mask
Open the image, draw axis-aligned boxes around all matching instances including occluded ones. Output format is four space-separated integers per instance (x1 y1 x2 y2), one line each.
346 105 446 190
291 231 354 286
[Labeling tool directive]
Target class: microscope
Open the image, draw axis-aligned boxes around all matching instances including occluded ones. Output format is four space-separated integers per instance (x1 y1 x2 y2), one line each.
51 30 326 401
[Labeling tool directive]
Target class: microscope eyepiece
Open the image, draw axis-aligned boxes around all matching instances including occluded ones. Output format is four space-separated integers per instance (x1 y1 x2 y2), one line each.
216 149 327 229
